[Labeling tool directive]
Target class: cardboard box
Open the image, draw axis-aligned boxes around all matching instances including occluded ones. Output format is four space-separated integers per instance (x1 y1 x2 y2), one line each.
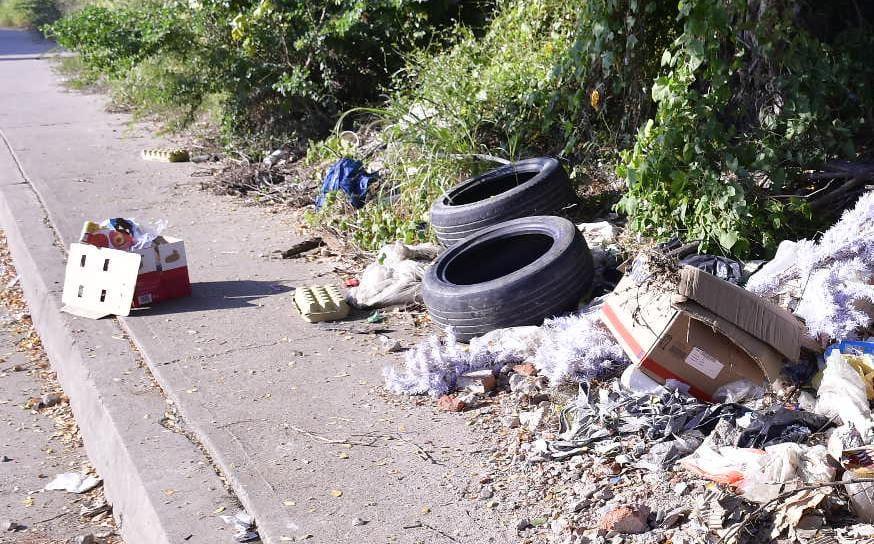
601 265 802 400
62 234 191 319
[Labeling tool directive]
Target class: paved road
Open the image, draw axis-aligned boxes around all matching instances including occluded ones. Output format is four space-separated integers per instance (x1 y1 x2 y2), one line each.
0 28 511 544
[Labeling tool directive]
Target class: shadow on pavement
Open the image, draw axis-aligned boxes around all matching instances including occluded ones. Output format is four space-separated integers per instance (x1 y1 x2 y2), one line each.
131 280 293 315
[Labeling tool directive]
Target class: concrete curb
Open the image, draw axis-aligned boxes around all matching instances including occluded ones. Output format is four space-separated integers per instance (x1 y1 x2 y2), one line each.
0 137 234 543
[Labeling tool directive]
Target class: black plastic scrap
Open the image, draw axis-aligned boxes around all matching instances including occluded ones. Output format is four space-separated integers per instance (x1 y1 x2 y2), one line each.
543 387 833 469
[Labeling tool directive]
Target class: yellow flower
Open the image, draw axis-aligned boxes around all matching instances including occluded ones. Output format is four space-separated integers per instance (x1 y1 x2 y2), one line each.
590 89 601 110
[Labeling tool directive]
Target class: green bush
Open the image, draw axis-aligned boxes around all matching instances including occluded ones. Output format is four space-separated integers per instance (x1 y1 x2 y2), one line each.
617 0 874 256
0 0 60 28
319 0 676 250
321 0 874 255
46 0 489 150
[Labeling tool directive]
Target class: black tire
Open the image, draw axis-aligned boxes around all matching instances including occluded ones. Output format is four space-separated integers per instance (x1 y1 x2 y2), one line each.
422 216 593 342
429 157 576 246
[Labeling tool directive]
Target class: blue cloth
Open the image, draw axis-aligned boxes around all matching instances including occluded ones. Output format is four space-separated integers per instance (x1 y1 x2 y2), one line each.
315 158 375 209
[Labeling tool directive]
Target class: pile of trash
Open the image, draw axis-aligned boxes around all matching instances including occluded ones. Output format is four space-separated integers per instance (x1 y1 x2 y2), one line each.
376 190 874 542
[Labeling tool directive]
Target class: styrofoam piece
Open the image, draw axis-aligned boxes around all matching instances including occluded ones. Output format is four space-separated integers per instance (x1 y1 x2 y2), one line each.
294 285 350 323
620 365 665 395
61 243 142 319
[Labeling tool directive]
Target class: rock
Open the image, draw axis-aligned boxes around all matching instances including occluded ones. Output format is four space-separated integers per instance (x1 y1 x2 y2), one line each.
508 374 528 393
10 364 24 372
515 518 530 531
673 482 688 495
378 335 402 354
437 395 466 412
2 520 22 532
40 393 62 408
352 517 368 526
0 455 10 462
594 487 614 501
598 506 650 535
457 392 478 407
479 485 495 499
518 408 544 432
502 415 521 429
499 364 514 375
457 369 496 394
660 507 689 529
533 376 549 390
74 534 95 544
569 498 590 512
513 363 537 377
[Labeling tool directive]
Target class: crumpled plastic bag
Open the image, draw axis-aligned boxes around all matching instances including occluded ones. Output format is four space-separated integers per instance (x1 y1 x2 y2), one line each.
44 472 102 493
315 158 376 209
815 350 873 437
347 241 440 309
680 442 833 503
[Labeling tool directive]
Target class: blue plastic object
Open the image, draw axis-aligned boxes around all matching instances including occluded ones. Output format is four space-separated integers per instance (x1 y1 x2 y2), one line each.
315 158 375 209
825 340 874 358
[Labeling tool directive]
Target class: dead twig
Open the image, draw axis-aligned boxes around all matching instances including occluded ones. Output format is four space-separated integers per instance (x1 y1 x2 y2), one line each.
718 477 874 543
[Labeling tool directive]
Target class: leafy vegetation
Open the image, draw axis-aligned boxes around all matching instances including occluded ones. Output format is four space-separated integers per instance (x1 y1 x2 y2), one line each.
47 0 487 150
48 0 874 256
0 0 60 28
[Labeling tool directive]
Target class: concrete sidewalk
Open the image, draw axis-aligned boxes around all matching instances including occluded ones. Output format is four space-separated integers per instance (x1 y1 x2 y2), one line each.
0 29 510 544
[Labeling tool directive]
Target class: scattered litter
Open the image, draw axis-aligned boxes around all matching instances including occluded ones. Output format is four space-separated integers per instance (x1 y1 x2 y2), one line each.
598 505 650 534
62 219 190 318
279 237 323 259
377 334 402 353
294 285 350 323
141 148 190 162
74 534 95 544
1 520 22 532
533 302 629 385
346 241 439 309
602 263 801 400
437 394 466 412
44 472 101 493
344 278 360 287
457 369 496 394
315 158 375 209
747 190 874 339
576 221 617 247
384 327 540 396
366 310 384 324
220 511 259 543
815 350 873 436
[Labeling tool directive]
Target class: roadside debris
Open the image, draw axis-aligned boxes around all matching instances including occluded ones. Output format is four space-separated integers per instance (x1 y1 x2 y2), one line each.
601 263 801 400
61 219 191 319
315 158 376 209
747 189 874 339
44 472 102 493
220 511 259 543
1 519 23 532
279 237 323 258
141 148 190 163
346 241 439 309
293 285 350 323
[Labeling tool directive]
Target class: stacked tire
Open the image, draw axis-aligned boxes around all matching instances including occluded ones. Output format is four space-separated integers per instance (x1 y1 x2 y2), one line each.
423 158 594 342
429 157 576 247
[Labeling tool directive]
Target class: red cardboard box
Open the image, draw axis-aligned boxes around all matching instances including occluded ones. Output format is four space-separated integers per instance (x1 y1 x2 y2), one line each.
61 228 191 319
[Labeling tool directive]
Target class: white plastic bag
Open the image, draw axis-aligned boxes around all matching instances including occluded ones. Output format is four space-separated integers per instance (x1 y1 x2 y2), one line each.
815 351 873 436
347 241 440 309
